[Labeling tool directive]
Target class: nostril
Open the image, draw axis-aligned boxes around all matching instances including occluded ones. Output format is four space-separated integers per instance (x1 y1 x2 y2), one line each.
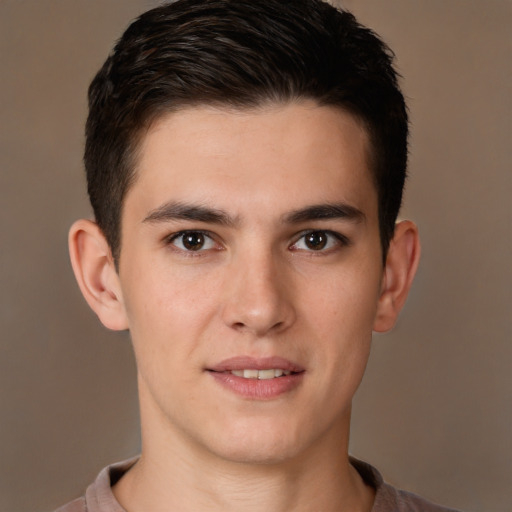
231 321 285 334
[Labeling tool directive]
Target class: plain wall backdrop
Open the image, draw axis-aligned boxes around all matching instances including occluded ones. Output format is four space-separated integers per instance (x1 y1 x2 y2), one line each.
0 1 510 511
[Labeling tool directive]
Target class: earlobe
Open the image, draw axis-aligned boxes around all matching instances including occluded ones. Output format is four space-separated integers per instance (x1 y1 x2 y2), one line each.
68 219 129 331
373 220 421 333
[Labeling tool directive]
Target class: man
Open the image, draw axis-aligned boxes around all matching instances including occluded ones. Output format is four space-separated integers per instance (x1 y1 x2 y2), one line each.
58 0 460 510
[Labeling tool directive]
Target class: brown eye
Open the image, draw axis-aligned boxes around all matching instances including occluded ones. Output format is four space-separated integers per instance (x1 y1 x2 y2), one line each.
290 230 348 253
182 232 205 251
169 231 216 252
304 231 328 250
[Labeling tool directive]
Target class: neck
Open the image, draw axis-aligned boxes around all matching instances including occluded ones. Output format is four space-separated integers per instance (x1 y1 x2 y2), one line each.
113 380 374 512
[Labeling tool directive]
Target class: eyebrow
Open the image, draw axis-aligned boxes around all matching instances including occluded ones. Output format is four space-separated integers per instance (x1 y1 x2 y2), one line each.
143 201 237 227
143 200 365 227
283 203 366 224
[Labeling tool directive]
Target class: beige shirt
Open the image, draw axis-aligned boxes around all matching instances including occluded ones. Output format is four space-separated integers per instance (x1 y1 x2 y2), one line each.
55 457 462 512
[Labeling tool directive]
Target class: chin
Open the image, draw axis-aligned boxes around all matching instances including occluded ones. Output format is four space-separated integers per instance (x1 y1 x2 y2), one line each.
213 443 301 466
205 419 308 466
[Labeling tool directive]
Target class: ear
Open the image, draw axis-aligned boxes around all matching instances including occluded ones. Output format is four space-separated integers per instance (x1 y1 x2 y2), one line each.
373 220 421 333
68 219 129 331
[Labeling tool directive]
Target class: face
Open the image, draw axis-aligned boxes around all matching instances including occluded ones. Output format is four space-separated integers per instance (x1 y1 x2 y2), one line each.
117 102 385 464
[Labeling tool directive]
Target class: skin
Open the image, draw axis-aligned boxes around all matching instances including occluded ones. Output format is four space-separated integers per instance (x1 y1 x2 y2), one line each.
69 101 420 511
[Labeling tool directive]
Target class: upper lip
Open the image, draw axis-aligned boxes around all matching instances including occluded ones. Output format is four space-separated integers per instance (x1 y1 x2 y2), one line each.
207 356 305 373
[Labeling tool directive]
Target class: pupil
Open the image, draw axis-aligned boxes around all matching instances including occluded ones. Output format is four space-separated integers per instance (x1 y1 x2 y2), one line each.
183 232 204 251
306 231 327 250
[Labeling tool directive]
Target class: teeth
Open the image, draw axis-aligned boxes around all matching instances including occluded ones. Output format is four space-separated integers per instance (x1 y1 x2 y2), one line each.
231 369 292 379
257 369 276 380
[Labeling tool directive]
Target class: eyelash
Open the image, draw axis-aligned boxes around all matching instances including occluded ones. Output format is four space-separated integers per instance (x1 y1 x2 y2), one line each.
164 229 350 255
290 230 350 253
165 230 220 256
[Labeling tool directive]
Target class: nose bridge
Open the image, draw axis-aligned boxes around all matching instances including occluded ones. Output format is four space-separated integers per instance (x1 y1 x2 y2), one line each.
222 242 295 336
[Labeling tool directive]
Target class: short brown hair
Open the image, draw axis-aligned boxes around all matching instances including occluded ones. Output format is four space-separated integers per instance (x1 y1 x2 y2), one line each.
85 0 408 263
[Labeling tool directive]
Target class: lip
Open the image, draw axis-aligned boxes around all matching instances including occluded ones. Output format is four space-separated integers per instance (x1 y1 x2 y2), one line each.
206 356 305 400
208 356 305 373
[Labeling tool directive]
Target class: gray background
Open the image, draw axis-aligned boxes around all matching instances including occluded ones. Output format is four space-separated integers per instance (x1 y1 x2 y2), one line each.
0 1 510 511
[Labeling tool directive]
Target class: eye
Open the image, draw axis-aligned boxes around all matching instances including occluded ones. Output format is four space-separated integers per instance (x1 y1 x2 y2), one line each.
168 231 217 252
291 230 347 252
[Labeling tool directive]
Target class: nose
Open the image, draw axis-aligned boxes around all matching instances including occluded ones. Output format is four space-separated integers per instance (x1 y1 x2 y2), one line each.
221 250 296 337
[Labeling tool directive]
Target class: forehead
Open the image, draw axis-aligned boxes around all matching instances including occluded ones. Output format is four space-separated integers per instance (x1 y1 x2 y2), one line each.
126 102 377 222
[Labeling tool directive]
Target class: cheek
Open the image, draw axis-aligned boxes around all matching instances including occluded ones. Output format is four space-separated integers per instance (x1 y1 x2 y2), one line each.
304 261 382 331
302 262 381 376
120 262 222 367
124 255 219 320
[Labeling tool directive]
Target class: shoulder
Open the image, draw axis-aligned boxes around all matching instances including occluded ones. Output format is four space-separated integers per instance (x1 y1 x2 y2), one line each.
386 485 463 512
54 496 86 512
53 457 138 512
350 457 464 512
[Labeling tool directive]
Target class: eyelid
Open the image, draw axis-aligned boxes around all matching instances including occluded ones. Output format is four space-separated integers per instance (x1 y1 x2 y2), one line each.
164 229 222 252
289 229 350 251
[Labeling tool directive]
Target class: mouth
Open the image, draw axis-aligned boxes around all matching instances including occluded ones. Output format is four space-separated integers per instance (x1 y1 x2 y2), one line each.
206 357 305 399
228 369 293 379
207 356 304 376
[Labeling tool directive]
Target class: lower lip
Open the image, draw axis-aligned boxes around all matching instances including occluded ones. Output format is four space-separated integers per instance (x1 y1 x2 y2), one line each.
208 371 304 400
